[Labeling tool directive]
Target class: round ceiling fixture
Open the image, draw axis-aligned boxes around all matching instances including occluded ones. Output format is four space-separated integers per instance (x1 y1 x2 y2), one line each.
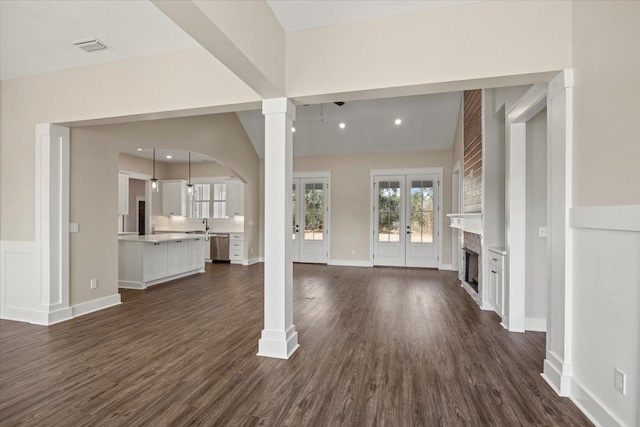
166 155 173 159
339 122 346 129
395 118 402 125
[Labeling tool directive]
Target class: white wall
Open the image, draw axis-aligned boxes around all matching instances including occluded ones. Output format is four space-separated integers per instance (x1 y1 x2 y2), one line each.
525 109 548 326
286 1 571 100
0 47 260 242
569 2 640 425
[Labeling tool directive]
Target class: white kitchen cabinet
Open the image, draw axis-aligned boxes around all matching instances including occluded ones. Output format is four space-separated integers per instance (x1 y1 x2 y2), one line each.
488 249 506 318
229 233 244 264
118 174 129 215
119 235 204 289
167 239 197 275
161 180 187 217
143 242 168 282
226 180 244 217
187 237 204 270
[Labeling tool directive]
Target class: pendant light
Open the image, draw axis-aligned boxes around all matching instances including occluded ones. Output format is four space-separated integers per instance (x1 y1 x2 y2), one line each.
150 149 159 192
187 152 194 199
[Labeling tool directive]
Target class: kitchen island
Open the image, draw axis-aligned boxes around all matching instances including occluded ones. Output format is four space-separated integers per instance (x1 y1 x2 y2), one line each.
118 233 205 289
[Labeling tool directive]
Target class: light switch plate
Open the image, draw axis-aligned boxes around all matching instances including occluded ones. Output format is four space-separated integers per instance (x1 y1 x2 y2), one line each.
538 226 547 237
69 223 79 233
90 279 98 290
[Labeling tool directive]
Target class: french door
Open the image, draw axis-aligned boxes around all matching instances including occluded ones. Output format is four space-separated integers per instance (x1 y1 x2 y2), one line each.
373 174 439 268
292 177 329 263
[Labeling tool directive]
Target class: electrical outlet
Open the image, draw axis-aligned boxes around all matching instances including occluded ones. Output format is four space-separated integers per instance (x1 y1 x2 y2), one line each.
351 250 356 255
69 223 79 233
615 369 626 394
250 247 254 254
90 279 98 290
538 226 547 237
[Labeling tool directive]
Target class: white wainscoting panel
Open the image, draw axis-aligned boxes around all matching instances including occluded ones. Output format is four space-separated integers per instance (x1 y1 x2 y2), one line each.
567 205 639 427
0 241 73 325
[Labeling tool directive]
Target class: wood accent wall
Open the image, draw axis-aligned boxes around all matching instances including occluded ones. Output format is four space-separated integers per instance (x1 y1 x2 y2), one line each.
463 89 482 213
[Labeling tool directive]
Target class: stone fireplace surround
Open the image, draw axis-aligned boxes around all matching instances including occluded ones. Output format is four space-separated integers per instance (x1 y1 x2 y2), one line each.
462 231 482 306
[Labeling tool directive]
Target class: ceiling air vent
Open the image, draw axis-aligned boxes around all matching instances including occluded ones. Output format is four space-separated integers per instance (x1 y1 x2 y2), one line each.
71 38 109 53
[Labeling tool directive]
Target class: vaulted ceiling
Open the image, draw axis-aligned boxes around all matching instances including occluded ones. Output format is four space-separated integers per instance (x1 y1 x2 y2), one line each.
238 92 462 158
0 0 198 80
267 0 480 32
1 0 482 81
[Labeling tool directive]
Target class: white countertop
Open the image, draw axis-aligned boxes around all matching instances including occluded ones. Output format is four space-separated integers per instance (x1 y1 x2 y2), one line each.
154 228 243 234
118 231 139 236
154 227 205 233
488 246 507 255
119 233 206 243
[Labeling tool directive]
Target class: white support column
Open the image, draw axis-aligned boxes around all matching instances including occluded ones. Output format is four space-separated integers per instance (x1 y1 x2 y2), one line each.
258 98 299 359
1 124 72 325
36 124 73 323
542 69 574 396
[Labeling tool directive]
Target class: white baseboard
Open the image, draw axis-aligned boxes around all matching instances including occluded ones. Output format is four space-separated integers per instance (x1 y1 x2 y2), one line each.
439 264 452 271
118 280 144 290
72 294 122 318
525 316 547 332
542 351 572 396
569 377 625 427
242 257 262 266
1 306 73 326
257 325 300 359
327 259 372 267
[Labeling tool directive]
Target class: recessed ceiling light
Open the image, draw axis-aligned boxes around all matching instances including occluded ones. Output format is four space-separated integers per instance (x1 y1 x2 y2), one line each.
339 122 346 129
395 118 402 125
137 148 143 151
166 155 172 159
292 127 296 133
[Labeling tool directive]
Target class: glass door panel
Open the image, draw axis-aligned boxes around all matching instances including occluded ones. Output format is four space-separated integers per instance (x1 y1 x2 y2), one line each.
378 181 401 243
292 179 300 262
373 176 405 266
406 175 438 268
298 178 328 263
304 183 324 241
410 180 434 243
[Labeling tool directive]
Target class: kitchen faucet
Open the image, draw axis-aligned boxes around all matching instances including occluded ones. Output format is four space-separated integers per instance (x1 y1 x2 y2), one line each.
203 218 210 232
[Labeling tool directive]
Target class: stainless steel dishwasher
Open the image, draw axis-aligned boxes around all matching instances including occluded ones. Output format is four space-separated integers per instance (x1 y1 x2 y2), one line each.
209 233 230 262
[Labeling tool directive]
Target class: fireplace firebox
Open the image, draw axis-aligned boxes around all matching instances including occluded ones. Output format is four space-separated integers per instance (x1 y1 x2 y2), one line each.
463 248 479 293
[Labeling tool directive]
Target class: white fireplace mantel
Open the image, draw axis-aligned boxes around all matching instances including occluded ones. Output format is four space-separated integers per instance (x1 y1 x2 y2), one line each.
447 213 483 235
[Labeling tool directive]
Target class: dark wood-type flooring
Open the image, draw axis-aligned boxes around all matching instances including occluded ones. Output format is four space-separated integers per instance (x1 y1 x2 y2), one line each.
0 263 591 426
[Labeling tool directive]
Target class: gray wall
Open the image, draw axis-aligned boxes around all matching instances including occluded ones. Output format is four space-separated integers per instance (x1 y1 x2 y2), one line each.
525 108 548 322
